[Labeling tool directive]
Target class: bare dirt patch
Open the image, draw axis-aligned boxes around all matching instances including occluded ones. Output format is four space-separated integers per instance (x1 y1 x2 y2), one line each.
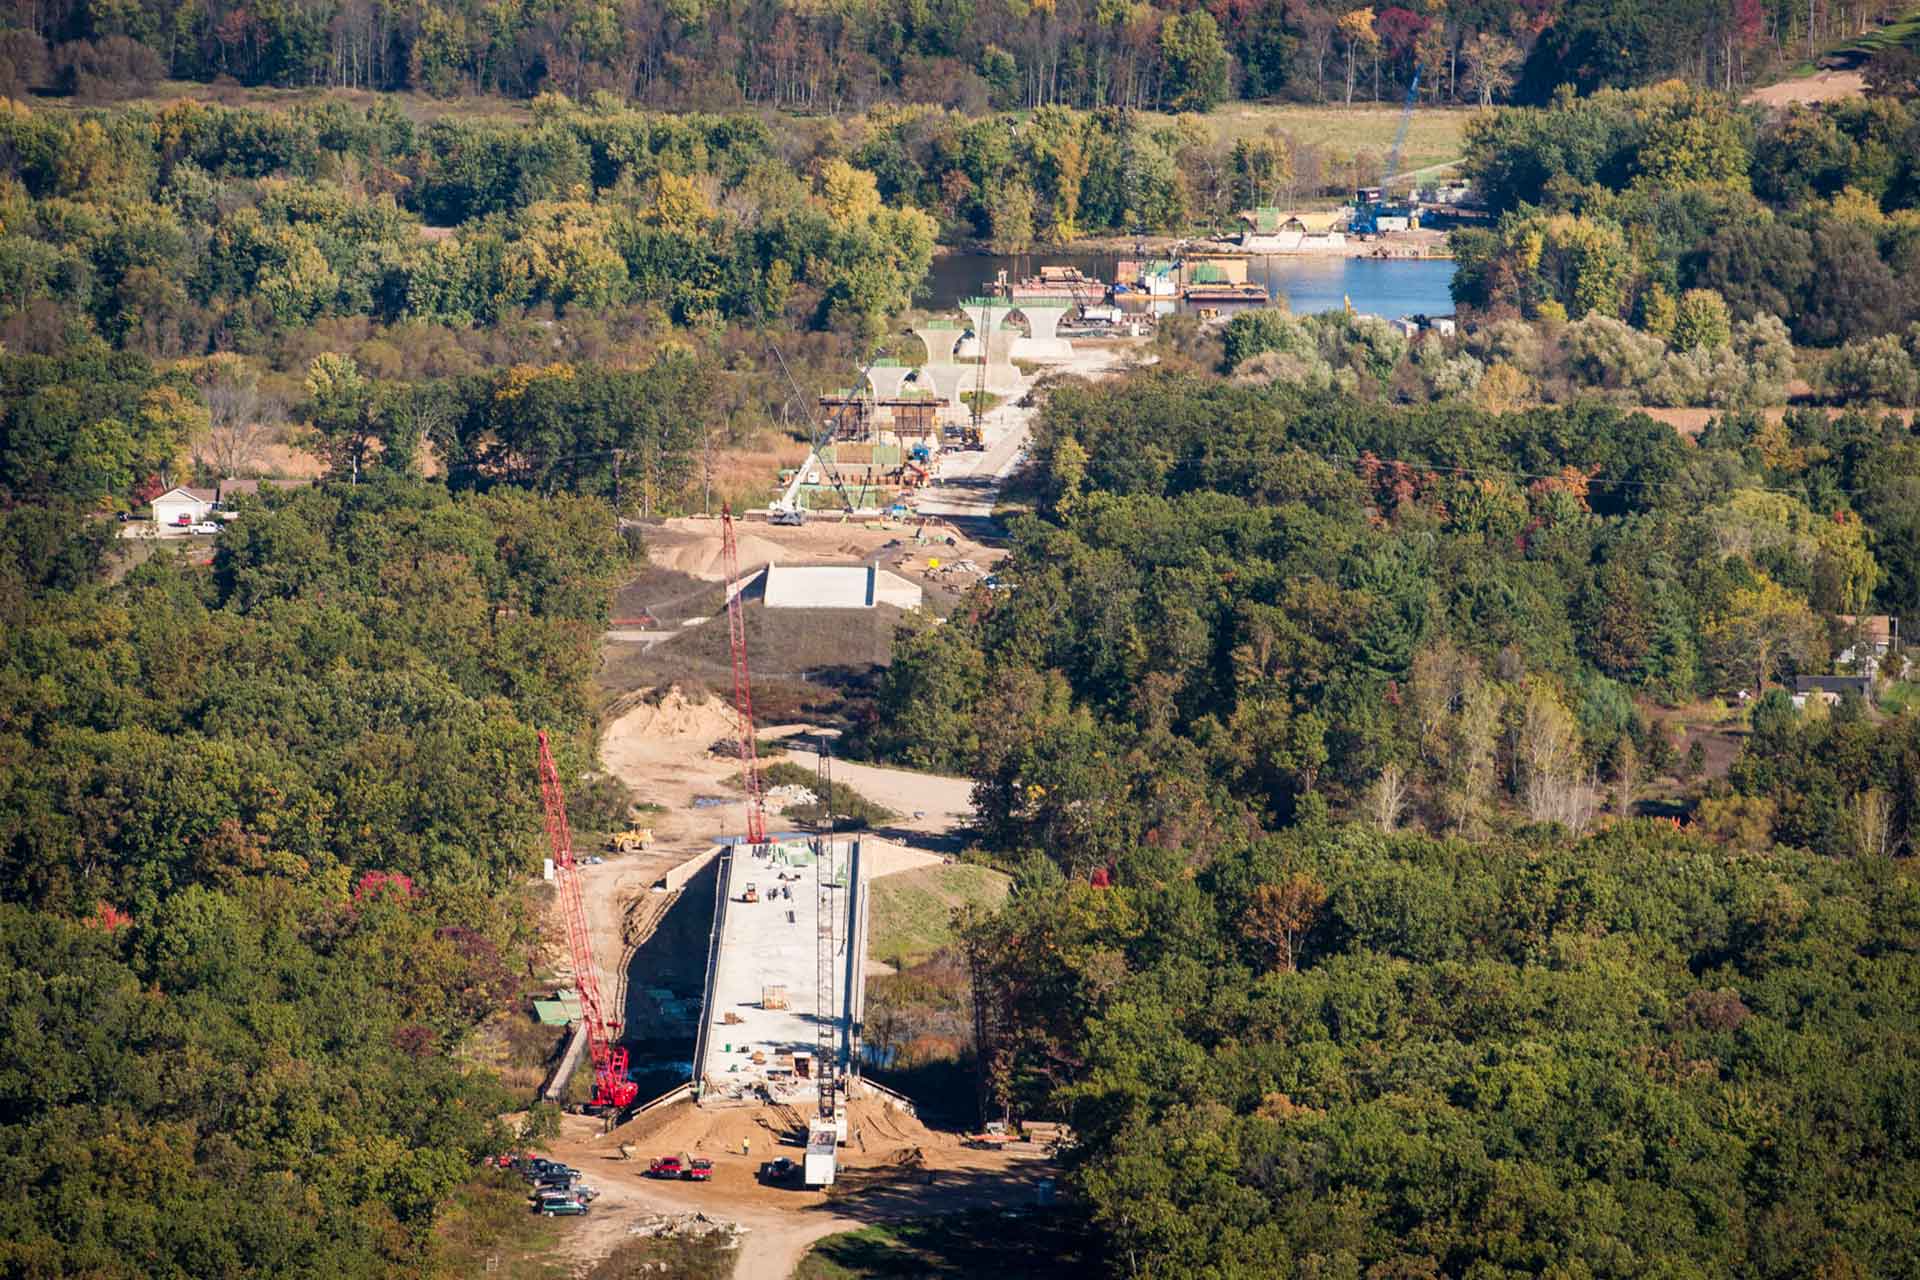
1745 69 1867 106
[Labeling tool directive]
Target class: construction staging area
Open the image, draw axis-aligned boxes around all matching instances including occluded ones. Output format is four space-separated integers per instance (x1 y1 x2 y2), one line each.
519 297 1115 1276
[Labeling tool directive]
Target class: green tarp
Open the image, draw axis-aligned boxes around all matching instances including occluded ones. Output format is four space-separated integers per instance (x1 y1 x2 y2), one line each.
534 993 583 1025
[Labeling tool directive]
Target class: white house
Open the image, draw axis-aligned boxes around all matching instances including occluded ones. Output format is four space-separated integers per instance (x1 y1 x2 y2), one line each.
151 487 216 528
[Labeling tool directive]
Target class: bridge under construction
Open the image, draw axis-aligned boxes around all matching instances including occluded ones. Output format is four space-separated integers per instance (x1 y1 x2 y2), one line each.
690 833 870 1133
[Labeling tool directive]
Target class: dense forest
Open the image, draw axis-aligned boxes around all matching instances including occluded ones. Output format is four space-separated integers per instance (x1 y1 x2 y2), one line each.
842 59 1920 1280
1208 82 1920 410
0 478 632 1273
3 8 1920 1272
1 0 1915 110
860 368 1920 1276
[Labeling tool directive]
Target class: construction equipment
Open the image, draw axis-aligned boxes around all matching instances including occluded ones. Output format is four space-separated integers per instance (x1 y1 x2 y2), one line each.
811 745 841 1184
720 505 768 847
534 730 637 1112
606 826 653 853
1350 68 1422 236
742 881 760 903
969 296 992 449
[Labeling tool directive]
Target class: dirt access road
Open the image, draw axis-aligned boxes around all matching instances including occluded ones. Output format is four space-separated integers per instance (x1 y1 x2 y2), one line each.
918 340 1133 540
595 691 974 856
542 1098 1054 1280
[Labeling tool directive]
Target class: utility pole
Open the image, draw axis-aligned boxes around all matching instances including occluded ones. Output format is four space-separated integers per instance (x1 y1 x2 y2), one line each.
642 439 654 520
702 419 716 517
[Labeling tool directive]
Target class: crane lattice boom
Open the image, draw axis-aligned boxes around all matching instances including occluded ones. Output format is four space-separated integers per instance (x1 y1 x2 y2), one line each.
721 506 768 846
1384 66 1421 192
536 730 636 1111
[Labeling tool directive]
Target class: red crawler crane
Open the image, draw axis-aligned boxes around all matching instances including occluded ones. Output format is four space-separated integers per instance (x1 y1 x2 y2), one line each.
536 730 637 1111
721 505 768 846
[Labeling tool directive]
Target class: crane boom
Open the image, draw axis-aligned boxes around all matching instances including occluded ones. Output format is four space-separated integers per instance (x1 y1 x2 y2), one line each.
721 505 768 846
536 730 636 1111
1384 66 1421 193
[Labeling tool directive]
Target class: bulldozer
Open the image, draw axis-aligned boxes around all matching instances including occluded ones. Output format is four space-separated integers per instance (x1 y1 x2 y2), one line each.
606 827 654 853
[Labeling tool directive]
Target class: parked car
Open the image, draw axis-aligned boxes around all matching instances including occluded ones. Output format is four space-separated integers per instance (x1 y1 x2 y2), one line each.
647 1155 684 1178
759 1157 797 1184
684 1158 713 1182
535 1197 588 1216
188 522 219 535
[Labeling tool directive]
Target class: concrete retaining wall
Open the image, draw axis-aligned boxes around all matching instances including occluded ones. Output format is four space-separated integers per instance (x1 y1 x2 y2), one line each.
690 846 733 1094
543 1020 589 1102
658 844 725 895
842 836 870 1084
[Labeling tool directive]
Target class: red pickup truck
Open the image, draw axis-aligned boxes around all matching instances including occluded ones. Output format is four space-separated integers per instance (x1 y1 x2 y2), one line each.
685 1158 713 1182
647 1155 683 1179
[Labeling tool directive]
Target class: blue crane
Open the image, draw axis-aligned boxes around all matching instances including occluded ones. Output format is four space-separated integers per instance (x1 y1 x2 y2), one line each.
1350 67 1421 236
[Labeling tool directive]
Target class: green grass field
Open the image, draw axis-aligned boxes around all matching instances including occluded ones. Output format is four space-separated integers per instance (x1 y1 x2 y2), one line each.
1172 102 1471 180
1878 681 1920 716
796 1210 1084 1279
101 82 1470 184
869 862 1011 967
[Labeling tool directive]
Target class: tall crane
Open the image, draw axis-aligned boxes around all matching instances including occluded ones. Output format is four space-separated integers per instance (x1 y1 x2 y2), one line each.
814 746 839 1125
720 505 768 846
969 296 992 450
535 730 637 1111
1352 67 1422 235
1383 64 1422 195
760 332 868 518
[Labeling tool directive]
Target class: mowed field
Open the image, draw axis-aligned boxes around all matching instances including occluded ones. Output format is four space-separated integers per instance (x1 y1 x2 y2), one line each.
869 862 1011 968
1183 102 1473 178
65 80 1471 182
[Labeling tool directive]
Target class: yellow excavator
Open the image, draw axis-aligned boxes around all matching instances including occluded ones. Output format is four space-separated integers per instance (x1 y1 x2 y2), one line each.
606 827 654 853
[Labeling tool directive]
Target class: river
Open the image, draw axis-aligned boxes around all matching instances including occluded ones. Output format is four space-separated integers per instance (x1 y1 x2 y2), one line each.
922 251 1458 319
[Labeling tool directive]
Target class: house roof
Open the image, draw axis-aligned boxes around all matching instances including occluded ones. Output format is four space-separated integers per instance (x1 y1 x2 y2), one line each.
1795 675 1871 693
155 486 216 503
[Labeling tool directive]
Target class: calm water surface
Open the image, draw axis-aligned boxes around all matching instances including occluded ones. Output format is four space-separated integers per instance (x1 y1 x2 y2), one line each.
923 252 1458 319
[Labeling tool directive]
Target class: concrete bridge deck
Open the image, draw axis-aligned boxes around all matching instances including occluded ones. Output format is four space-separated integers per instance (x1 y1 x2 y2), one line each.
693 837 868 1108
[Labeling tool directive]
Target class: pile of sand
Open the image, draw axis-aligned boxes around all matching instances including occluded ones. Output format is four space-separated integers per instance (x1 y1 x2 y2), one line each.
597 1094 958 1162
646 529 788 581
608 687 738 743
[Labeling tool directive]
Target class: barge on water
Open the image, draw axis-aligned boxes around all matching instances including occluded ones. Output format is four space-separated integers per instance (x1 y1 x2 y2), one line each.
998 264 1105 301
